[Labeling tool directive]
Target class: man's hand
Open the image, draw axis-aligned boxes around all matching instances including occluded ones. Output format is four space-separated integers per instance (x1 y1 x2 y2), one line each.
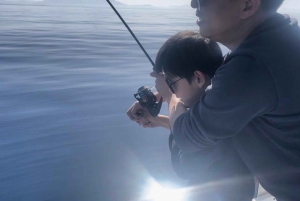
282 14 299 27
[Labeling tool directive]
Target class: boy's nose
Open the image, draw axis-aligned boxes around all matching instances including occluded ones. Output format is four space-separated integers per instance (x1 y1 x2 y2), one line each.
150 71 157 77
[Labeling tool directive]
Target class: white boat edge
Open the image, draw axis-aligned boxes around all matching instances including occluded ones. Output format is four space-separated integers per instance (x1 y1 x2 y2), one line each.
253 185 276 201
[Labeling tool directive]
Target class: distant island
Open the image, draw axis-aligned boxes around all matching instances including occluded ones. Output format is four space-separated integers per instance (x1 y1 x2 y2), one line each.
1 0 189 9
0 0 126 7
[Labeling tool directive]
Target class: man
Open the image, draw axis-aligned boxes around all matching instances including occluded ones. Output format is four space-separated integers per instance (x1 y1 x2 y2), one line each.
166 0 300 200
128 0 300 200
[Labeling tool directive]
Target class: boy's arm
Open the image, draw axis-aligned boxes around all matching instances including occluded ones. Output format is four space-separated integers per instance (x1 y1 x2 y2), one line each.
141 91 175 130
141 114 170 130
168 94 187 132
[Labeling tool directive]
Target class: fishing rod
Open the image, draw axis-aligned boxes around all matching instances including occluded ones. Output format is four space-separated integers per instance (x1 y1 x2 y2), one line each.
106 0 162 117
106 0 155 68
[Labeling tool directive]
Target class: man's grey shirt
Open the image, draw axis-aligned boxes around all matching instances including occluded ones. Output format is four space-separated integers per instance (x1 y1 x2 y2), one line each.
173 13 300 200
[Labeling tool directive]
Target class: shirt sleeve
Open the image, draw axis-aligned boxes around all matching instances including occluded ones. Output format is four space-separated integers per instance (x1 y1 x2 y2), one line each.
173 55 279 153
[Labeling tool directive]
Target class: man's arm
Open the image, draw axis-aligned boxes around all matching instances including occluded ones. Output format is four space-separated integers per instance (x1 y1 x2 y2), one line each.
171 55 279 153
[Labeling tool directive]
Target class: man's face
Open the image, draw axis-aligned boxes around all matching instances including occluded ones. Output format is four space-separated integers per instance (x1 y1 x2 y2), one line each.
191 0 242 42
165 75 204 107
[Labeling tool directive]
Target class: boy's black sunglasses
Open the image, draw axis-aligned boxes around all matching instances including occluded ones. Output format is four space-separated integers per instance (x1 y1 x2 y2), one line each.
165 77 183 94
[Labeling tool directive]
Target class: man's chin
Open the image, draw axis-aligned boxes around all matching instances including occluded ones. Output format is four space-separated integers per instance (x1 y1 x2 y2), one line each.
199 29 210 38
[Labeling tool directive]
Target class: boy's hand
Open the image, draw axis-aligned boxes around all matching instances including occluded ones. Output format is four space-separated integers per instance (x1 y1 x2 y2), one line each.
127 101 146 123
140 113 170 130
139 112 160 128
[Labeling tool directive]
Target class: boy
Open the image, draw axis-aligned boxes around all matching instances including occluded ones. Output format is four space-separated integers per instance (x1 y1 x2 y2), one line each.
135 31 255 201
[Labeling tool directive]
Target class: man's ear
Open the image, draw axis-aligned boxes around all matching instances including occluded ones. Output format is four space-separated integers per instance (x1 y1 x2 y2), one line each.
240 0 261 19
194 71 206 88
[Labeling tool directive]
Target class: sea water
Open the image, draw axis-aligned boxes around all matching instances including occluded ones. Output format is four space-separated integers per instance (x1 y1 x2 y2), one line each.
0 1 299 200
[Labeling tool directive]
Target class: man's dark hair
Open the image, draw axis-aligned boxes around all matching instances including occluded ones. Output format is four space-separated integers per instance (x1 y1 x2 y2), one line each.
155 31 223 83
261 0 284 12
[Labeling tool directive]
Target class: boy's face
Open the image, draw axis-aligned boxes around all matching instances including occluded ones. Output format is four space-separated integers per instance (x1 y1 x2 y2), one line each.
150 71 171 98
165 74 205 107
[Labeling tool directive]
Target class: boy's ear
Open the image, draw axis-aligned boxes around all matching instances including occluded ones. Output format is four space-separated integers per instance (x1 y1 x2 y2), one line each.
194 71 206 87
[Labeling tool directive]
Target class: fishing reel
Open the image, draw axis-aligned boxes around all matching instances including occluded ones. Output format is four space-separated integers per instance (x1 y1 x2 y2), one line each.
134 86 163 117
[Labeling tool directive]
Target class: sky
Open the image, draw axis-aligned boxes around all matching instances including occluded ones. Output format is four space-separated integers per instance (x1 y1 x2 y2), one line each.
116 0 300 9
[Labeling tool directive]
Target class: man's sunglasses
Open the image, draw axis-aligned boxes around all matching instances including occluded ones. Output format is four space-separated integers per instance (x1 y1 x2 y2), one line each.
165 77 184 94
196 0 201 10
194 0 209 10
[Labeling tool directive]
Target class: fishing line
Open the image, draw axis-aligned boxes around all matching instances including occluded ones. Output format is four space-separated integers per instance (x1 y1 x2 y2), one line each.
79 0 98 30
106 0 155 69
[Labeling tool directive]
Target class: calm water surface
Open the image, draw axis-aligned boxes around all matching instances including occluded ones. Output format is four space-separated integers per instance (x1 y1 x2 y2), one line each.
0 2 200 201
0 2 299 201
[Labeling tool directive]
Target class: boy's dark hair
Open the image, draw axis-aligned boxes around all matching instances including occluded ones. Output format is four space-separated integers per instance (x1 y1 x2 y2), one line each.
155 31 223 84
261 0 284 12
